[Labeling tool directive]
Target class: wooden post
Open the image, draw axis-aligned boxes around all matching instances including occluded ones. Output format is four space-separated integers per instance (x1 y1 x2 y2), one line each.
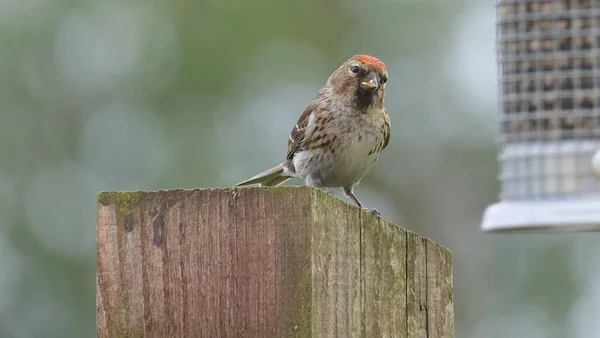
96 186 453 338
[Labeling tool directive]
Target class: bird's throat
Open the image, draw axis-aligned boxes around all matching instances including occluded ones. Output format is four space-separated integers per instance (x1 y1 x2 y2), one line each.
355 89 379 110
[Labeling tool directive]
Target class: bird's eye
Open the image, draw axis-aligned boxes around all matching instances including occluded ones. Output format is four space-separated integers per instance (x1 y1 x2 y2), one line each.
351 65 360 74
381 76 388 84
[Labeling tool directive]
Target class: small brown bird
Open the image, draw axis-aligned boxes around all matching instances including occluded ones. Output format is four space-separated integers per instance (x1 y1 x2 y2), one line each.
236 55 391 216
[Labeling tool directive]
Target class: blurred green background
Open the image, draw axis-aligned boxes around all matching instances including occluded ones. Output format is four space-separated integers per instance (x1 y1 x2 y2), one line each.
1 0 599 337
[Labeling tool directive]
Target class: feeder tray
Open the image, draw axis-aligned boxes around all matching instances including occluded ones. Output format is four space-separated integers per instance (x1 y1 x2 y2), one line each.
482 0 600 232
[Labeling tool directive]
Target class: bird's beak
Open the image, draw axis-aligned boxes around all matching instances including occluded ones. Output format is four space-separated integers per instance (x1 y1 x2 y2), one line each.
360 73 379 91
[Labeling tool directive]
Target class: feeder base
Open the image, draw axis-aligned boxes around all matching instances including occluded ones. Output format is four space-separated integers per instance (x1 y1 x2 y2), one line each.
481 197 600 232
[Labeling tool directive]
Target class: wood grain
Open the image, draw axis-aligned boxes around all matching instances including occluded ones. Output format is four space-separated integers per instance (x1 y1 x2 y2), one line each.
426 241 454 337
96 186 453 337
407 231 427 338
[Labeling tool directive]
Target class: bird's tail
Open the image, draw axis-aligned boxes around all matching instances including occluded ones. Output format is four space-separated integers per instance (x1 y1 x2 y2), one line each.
235 163 291 187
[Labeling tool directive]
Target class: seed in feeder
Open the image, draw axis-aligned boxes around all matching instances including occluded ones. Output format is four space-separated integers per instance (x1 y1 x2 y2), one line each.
581 76 593 89
582 18 592 29
530 103 538 113
543 78 555 91
526 60 537 73
503 41 513 54
560 98 574 110
516 62 526 74
578 37 593 49
500 61 510 75
514 81 523 95
499 41 507 54
580 97 594 109
528 120 538 134
528 39 540 52
540 118 549 131
518 40 529 54
540 118 556 132
558 57 573 70
504 101 518 114
542 19 555 30
560 118 575 139
541 2 553 13
515 121 525 133
522 123 535 139
515 61 524 74
556 18 570 30
580 57 594 70
559 37 572 51
578 0 592 10
499 3 516 16
542 118 559 137
527 2 540 13
542 38 554 51
544 96 556 110
561 78 574 90
502 61 518 75
504 80 521 94
514 100 523 113
524 100 537 112
542 58 554 71
527 20 538 32
560 117 575 129
504 41 518 54
526 80 537 92
581 117 593 131
554 1 568 11
502 81 511 95
502 22 517 35
573 18 592 30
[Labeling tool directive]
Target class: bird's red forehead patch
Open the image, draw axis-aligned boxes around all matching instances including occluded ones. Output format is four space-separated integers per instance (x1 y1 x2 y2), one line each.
355 55 387 71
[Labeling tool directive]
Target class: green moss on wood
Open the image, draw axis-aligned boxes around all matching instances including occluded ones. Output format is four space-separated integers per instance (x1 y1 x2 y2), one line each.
106 299 144 338
97 191 144 216
233 185 315 197
107 319 143 338
279 261 312 338
296 267 313 337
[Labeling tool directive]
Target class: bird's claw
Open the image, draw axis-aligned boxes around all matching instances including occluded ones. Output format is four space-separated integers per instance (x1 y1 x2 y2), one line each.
364 208 381 218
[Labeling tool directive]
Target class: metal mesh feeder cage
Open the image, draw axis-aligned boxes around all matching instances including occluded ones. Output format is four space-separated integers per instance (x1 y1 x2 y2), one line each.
481 0 600 232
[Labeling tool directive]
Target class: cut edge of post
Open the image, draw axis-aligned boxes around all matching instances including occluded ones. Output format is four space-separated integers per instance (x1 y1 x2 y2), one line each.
96 186 453 256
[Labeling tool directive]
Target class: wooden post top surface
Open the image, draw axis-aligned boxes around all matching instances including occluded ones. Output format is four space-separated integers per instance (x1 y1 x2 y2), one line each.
96 186 453 338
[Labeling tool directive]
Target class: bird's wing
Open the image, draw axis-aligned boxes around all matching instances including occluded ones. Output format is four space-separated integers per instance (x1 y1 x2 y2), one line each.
286 102 317 160
381 108 391 151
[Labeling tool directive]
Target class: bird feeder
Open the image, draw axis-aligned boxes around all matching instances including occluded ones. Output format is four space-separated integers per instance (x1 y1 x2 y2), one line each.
481 0 600 232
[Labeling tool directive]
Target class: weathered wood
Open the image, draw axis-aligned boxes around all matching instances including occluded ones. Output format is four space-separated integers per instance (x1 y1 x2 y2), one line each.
96 186 454 337
426 241 454 336
406 232 427 338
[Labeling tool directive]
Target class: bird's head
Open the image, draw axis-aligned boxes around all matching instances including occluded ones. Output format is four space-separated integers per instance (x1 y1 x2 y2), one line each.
327 55 389 109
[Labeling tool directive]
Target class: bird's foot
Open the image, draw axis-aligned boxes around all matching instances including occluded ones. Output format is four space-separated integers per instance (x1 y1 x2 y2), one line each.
364 208 381 218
